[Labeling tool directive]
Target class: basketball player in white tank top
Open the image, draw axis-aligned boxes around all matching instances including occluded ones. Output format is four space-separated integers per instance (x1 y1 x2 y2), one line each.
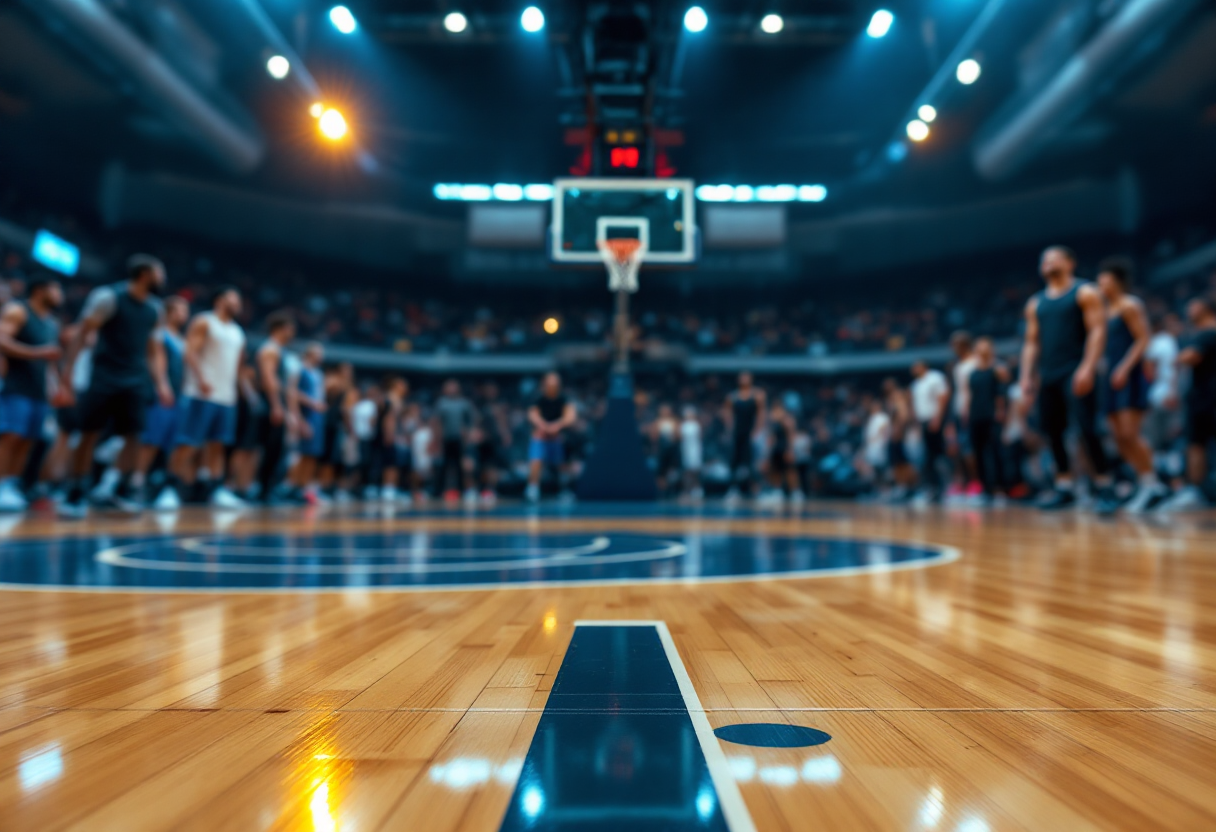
157 287 247 510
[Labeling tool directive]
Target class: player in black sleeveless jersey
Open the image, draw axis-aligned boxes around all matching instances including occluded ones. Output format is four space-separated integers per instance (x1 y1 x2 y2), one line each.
724 372 766 501
1019 245 1111 510
0 276 63 511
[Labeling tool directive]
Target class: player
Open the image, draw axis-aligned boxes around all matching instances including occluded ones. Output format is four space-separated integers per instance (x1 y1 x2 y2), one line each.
158 286 246 509
679 405 703 500
1018 245 1111 510
760 398 803 505
652 404 680 497
1158 296 1216 512
253 311 296 504
58 255 173 518
966 337 1008 505
882 377 916 502
526 371 576 503
0 276 63 511
949 330 980 500
133 295 187 503
1096 257 1165 513
724 372 765 501
226 360 264 502
434 378 476 505
910 361 951 503
373 376 408 503
286 342 326 504
862 395 891 494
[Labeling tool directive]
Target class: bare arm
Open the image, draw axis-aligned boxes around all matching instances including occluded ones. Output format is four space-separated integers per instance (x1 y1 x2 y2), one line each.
527 405 546 433
258 345 285 423
754 391 767 435
1019 297 1040 401
183 316 211 396
148 331 173 406
1116 298 1151 374
1074 284 1106 395
558 402 577 431
1178 347 1202 367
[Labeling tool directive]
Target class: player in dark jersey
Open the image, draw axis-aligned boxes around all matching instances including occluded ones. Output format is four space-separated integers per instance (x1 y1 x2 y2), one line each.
1159 296 1216 512
760 398 802 505
253 311 296 504
526 371 575 503
58 255 173 517
1019 245 1111 510
724 372 766 501
0 276 63 511
1096 257 1165 513
132 295 188 504
966 337 1008 505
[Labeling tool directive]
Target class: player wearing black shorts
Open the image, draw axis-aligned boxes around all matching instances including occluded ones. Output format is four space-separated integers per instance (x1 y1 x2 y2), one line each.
725 372 765 500
1160 296 1216 511
1019 246 1111 510
58 255 172 517
253 311 296 504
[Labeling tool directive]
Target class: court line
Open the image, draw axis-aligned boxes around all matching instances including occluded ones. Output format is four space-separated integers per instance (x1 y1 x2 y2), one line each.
570 620 758 832
176 536 613 557
0 539 960 593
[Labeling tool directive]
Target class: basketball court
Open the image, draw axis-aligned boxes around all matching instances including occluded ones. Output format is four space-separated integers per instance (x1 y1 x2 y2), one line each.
0 501 1213 831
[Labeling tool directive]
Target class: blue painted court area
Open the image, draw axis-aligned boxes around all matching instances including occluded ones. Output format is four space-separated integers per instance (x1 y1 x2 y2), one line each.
500 624 732 832
0 529 952 591
713 724 832 749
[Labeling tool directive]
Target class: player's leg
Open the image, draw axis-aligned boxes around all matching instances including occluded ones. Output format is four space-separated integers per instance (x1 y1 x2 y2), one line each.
0 395 38 510
1037 380 1075 508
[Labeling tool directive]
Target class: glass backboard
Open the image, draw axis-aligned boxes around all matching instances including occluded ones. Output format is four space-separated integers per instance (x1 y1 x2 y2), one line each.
550 178 697 265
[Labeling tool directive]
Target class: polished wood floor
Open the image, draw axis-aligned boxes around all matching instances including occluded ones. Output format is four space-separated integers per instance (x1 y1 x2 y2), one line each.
0 503 1214 831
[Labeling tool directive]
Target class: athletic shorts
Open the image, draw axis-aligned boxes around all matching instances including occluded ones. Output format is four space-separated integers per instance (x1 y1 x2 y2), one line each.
730 435 754 472
1104 366 1149 415
768 448 790 474
299 411 325 458
1187 408 1216 446
0 394 49 441
888 437 908 466
529 437 564 466
233 401 263 450
78 385 147 436
56 404 82 435
142 404 179 453
175 398 237 447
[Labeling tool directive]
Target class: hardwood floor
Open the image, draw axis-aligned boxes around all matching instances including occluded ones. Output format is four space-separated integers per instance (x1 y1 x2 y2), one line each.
0 503 1213 830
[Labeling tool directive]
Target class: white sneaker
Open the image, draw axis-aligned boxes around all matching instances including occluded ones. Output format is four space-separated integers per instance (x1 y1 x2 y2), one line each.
724 487 741 504
153 487 182 512
463 488 479 507
1157 486 1206 513
0 483 28 512
210 486 247 510
526 483 540 503
789 490 806 505
1123 483 1167 514
380 485 397 503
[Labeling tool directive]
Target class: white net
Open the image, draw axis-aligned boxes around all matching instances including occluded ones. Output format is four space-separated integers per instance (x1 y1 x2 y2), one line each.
598 238 645 293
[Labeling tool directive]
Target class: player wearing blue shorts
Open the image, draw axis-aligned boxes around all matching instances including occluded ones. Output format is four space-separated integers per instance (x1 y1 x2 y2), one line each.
0 276 63 511
156 287 247 510
286 342 327 504
134 295 187 501
526 371 576 503
1097 257 1165 513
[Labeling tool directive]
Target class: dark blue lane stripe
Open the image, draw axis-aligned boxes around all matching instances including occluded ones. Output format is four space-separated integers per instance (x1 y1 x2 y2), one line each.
498 624 732 831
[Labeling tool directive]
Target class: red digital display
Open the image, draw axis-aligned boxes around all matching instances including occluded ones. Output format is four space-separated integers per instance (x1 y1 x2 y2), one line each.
610 146 640 168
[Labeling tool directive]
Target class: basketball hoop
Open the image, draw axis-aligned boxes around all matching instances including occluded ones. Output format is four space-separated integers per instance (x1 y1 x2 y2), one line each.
598 237 645 294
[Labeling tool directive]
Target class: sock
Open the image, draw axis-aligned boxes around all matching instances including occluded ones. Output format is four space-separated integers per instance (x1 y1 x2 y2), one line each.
129 471 145 489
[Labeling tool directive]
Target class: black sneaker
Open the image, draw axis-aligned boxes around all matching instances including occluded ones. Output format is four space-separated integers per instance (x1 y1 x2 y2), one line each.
1095 489 1124 517
57 495 87 519
1037 489 1077 511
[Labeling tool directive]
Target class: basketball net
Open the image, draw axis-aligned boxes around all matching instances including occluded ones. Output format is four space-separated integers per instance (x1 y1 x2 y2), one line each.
598 237 645 294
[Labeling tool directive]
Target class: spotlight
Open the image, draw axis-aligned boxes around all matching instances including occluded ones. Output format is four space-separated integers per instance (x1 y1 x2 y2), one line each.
266 55 290 79
957 58 981 85
328 6 357 34
760 14 783 34
521 6 544 32
309 102 324 118
906 119 929 142
543 317 559 334
798 185 827 202
918 104 937 123
319 108 348 140
444 12 468 33
492 183 523 201
866 9 893 38
684 6 708 33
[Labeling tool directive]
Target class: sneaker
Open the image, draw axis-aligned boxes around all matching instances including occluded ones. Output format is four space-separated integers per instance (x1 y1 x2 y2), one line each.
57 495 87 519
463 488 478 507
380 485 397 503
153 486 182 512
0 483 28 512
1037 489 1077 511
1157 486 1207 513
210 486 248 510
1095 490 1124 517
526 483 540 503
92 493 142 514
689 486 704 501
443 488 460 504
480 489 497 507
1123 483 1168 515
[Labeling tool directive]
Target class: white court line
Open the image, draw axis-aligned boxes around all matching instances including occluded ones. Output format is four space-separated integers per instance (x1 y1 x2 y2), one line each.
0 540 960 593
177 536 613 558
573 620 758 832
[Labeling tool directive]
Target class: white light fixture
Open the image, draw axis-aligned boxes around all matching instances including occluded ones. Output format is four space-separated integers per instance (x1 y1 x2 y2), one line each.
867 9 894 38
684 6 708 33
444 12 469 33
328 6 357 34
798 184 827 202
917 104 937 123
760 14 783 34
956 58 981 85
523 183 554 201
521 6 544 33
266 55 290 79
906 119 929 142
492 183 523 201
